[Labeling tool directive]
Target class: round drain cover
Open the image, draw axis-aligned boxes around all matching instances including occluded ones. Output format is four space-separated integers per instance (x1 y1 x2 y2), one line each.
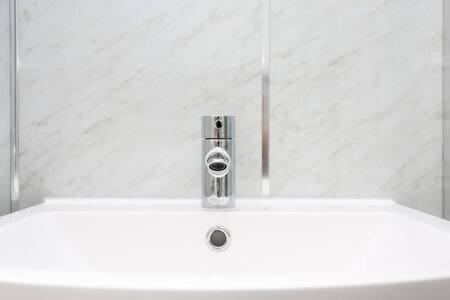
206 226 230 251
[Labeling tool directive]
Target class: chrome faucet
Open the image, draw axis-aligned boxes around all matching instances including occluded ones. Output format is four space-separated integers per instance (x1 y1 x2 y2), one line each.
201 116 235 209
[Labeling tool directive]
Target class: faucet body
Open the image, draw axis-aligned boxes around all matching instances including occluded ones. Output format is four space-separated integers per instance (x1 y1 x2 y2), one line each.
201 116 235 209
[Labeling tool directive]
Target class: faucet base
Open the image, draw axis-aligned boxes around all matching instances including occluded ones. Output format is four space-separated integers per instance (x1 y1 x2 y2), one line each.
202 195 235 209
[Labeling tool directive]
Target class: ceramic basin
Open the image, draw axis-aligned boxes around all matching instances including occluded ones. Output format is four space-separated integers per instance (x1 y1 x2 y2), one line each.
0 198 450 299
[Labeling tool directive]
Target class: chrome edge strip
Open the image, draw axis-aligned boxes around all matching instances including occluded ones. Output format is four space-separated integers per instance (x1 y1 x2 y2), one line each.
9 0 19 212
261 0 270 196
445 0 448 219
443 0 446 219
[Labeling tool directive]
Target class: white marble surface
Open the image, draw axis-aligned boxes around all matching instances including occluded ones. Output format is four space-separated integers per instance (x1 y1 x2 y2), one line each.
18 0 261 207
271 0 443 216
0 0 10 215
17 0 445 217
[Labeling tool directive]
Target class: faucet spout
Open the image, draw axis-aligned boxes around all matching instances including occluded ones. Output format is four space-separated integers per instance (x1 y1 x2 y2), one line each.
205 147 230 177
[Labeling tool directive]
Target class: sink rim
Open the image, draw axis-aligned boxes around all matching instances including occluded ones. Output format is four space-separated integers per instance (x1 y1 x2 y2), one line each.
1 198 450 292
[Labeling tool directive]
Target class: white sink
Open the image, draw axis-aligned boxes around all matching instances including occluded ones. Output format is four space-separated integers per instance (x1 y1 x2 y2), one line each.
0 198 450 299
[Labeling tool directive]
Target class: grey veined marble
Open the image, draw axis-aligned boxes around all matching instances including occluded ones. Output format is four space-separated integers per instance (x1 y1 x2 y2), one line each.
16 0 444 217
18 0 262 207
271 0 443 216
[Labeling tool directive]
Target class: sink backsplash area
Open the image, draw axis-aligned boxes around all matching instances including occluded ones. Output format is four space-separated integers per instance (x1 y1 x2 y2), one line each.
271 0 442 215
18 0 262 206
0 0 446 217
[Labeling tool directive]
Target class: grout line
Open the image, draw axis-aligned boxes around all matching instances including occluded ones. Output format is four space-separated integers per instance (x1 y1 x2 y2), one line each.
443 0 445 219
444 0 448 219
261 0 270 197
9 0 19 212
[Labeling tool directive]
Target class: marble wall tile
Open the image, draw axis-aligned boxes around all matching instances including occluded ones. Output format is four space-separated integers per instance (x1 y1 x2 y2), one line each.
17 0 445 217
18 0 261 208
0 0 10 215
271 0 443 216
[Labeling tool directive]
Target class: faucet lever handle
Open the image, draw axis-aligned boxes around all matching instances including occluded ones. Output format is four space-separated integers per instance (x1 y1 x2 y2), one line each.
201 116 235 139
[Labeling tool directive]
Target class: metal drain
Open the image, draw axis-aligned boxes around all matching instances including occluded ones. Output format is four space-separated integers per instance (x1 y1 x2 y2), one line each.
206 226 230 251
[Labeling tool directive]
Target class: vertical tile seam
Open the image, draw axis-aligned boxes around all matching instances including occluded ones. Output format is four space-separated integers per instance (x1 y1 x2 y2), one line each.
9 0 19 212
444 0 447 219
262 0 270 196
